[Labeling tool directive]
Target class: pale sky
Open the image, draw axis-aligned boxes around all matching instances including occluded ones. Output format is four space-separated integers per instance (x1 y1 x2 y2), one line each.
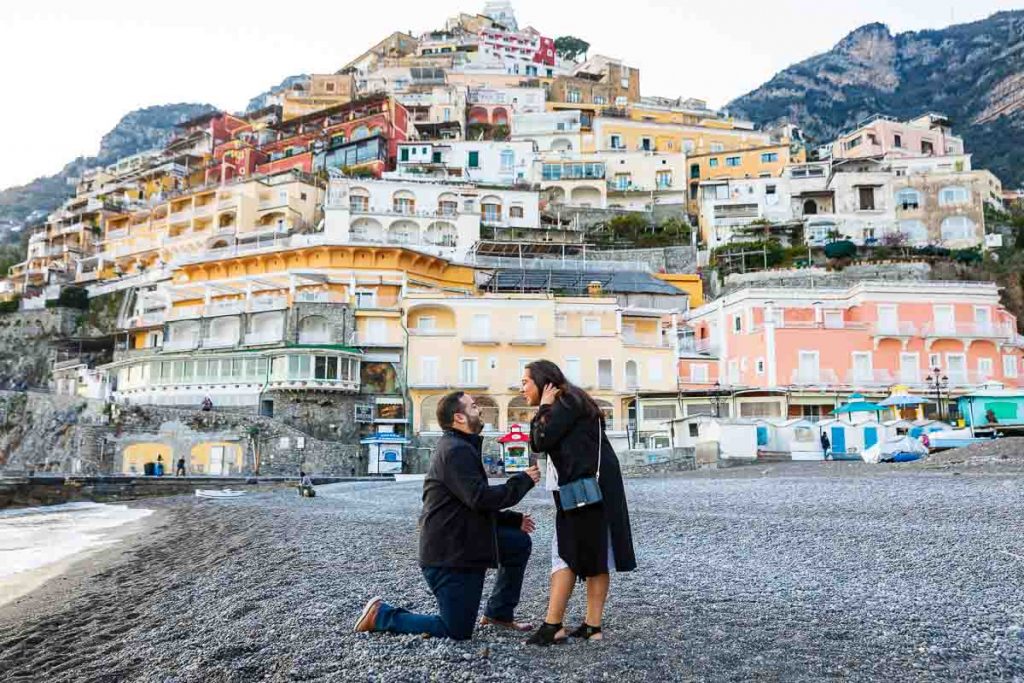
1 0 1020 190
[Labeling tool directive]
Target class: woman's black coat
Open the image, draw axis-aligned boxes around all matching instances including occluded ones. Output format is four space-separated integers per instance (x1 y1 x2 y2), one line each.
530 394 637 577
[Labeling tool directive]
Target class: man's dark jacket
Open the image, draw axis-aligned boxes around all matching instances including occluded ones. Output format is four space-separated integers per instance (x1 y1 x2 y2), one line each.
419 429 534 568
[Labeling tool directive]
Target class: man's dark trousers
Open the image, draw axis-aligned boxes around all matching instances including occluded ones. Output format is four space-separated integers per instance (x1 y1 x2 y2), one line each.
374 525 532 640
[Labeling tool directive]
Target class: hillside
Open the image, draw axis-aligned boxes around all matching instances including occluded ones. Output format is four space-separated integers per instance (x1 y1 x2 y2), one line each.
727 11 1024 187
0 103 216 232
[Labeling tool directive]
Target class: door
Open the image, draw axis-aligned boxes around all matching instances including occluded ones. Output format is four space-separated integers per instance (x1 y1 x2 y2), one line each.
863 426 878 450
974 306 992 335
798 351 819 383
946 354 967 385
756 425 769 446
878 305 898 335
471 314 490 340
208 446 225 476
830 426 846 454
899 353 919 383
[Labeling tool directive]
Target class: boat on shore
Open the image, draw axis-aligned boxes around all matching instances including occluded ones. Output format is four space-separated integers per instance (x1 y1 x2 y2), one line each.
194 489 245 499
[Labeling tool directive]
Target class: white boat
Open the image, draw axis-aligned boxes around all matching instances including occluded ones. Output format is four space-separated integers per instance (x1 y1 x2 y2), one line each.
194 489 246 499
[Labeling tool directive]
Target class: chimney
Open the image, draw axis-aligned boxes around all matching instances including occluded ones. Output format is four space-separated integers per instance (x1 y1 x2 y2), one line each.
587 280 603 297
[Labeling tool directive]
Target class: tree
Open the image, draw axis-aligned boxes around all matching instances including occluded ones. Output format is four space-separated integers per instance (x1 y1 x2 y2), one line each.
554 36 590 62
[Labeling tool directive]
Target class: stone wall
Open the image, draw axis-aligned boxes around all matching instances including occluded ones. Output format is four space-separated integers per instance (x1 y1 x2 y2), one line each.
0 308 82 387
262 390 363 442
587 246 698 273
545 204 689 231
0 390 109 473
722 262 932 294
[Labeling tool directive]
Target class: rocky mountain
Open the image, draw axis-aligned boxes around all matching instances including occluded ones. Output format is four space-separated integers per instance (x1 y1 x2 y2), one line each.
727 11 1024 187
0 103 216 232
246 73 307 113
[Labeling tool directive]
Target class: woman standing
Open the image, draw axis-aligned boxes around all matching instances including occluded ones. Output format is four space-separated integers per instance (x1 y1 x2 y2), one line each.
522 360 636 645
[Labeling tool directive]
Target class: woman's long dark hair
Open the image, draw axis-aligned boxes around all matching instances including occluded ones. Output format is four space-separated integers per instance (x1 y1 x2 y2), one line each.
525 359 605 426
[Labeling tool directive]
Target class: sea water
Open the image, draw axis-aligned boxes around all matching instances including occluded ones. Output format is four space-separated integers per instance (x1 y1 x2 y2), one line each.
0 502 152 603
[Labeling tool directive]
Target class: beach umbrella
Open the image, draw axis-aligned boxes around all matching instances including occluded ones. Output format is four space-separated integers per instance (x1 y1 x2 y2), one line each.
832 400 885 415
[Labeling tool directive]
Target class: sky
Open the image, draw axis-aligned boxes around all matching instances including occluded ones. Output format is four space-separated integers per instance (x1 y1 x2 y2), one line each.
1 0 1021 190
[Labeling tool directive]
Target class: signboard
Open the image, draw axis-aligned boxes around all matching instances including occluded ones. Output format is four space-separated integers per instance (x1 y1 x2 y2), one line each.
354 404 374 423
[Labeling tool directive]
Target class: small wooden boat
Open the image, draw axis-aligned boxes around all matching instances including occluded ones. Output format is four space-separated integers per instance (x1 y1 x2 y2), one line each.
194 489 246 499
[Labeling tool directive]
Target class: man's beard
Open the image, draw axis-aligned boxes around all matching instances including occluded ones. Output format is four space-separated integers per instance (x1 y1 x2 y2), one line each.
465 413 484 434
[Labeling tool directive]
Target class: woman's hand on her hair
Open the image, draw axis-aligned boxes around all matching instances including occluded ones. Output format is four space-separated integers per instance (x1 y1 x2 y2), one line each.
539 383 560 406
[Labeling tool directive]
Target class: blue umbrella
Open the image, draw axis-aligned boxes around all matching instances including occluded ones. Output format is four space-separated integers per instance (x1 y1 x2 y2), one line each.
832 401 885 414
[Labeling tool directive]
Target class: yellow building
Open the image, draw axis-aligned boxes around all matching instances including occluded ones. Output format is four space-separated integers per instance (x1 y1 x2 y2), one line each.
92 170 324 281
405 292 679 438
685 142 807 215
586 115 774 156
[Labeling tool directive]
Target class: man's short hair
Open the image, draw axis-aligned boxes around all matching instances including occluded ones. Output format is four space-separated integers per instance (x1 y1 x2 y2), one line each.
436 391 467 431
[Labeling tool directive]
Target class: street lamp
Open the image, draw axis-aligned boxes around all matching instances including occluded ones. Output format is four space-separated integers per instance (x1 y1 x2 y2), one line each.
711 380 723 418
925 368 949 421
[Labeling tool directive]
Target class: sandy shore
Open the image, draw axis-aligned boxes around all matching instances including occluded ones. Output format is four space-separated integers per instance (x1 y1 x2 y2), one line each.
0 465 1021 682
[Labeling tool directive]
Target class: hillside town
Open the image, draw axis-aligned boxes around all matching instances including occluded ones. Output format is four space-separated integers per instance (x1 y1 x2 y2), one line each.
2 1 1023 476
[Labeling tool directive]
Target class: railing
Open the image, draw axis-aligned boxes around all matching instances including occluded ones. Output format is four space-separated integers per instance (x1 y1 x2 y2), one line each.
250 296 288 312
167 306 204 321
297 333 332 344
678 338 719 355
128 311 167 328
622 335 672 348
244 331 283 345
872 322 918 336
350 206 461 219
206 300 245 316
844 369 895 387
509 335 546 345
164 337 199 351
408 328 457 336
202 336 239 349
464 335 499 344
168 208 191 222
294 292 346 304
921 322 1016 339
351 332 402 346
789 369 840 386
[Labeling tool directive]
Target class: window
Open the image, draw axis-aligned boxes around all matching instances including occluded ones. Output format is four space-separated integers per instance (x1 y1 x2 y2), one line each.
471 314 491 339
725 156 741 167
896 188 921 210
690 163 701 179
400 147 410 162
518 314 538 339
1003 355 1019 378
858 186 876 210
727 360 740 384
894 133 902 148
978 357 994 380
614 173 630 190
690 364 709 383
823 310 844 329
567 89 581 103
565 358 581 384
899 353 920 383
921 140 934 155
582 317 601 336
393 196 415 214
500 149 514 171
709 158 719 168
610 134 623 150
640 137 653 151
555 313 568 334
760 152 779 163
421 357 439 384
354 291 376 308
710 143 725 153
643 404 675 421
656 171 672 189
688 423 700 438
467 151 480 169
597 359 613 390
797 350 819 383
733 315 743 333
756 359 765 375
929 353 941 371
852 352 873 382
899 220 928 243
683 140 695 153
459 358 479 385
510 205 524 219
940 216 976 241
939 186 969 206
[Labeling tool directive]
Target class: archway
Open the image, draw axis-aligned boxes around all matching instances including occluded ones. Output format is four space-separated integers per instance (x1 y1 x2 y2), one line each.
802 199 817 215
298 315 330 344
507 396 537 430
350 218 383 243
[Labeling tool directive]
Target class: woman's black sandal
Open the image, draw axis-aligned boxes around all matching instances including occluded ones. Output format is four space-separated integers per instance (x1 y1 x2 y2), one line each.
526 621 567 646
569 623 603 640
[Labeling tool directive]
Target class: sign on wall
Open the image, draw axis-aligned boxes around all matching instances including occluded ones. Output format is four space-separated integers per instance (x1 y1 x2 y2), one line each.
355 404 374 423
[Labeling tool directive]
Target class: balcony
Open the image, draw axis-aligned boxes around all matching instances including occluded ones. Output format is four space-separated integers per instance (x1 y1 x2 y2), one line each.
167 305 204 321
205 300 244 317
250 296 288 312
409 327 456 337
623 334 672 348
202 336 239 349
871 322 918 337
127 311 167 328
789 369 840 386
678 338 719 356
164 337 199 352
921 322 1015 340
844 369 895 387
352 332 403 347
464 335 500 345
244 331 283 346
509 335 546 346
350 205 462 219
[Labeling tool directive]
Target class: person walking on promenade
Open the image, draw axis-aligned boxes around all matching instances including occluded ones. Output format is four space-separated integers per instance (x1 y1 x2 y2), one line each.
820 431 832 460
175 457 186 477
521 360 636 645
353 391 541 640
298 471 315 497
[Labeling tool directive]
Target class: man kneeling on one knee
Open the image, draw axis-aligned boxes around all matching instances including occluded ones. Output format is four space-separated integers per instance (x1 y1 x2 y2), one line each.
354 391 541 640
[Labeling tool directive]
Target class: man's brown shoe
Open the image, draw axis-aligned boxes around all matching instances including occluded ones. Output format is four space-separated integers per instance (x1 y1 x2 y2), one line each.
353 596 382 633
480 615 534 632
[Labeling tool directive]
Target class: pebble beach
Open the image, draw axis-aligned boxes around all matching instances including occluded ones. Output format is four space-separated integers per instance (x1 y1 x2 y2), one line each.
1 462 1023 682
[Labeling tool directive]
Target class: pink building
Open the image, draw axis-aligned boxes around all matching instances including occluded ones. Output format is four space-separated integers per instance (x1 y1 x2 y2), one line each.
679 281 1024 420
832 113 965 161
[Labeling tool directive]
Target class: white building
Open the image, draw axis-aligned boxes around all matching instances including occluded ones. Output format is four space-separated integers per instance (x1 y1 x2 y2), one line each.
324 175 541 260
394 140 536 186
511 111 583 153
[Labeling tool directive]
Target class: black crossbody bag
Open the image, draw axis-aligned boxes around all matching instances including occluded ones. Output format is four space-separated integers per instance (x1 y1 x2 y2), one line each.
557 420 603 510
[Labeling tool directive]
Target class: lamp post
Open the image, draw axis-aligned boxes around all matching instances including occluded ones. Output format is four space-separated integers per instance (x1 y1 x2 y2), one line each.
925 368 949 421
711 380 723 418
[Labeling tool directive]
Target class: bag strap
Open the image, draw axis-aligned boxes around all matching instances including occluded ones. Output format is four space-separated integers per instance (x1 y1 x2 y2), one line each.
595 418 602 481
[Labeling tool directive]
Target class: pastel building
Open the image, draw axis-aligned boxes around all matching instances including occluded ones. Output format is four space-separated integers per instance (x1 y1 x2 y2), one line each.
394 140 536 185
832 113 965 161
680 281 1024 419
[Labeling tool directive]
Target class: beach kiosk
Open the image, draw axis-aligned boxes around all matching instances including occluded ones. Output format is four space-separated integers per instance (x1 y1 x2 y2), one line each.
774 418 820 460
496 424 532 474
362 432 409 474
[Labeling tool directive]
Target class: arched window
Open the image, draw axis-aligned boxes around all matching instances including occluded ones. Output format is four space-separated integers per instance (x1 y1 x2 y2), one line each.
472 395 500 432
421 395 443 431
351 126 370 140
392 190 415 215
437 192 459 216
500 149 515 171
898 220 929 244
802 199 818 215
625 360 639 390
895 188 922 210
594 399 615 430
387 220 419 244
425 221 457 247
349 187 369 212
940 216 976 241
298 316 330 344
480 195 502 223
350 218 383 243
939 186 969 206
